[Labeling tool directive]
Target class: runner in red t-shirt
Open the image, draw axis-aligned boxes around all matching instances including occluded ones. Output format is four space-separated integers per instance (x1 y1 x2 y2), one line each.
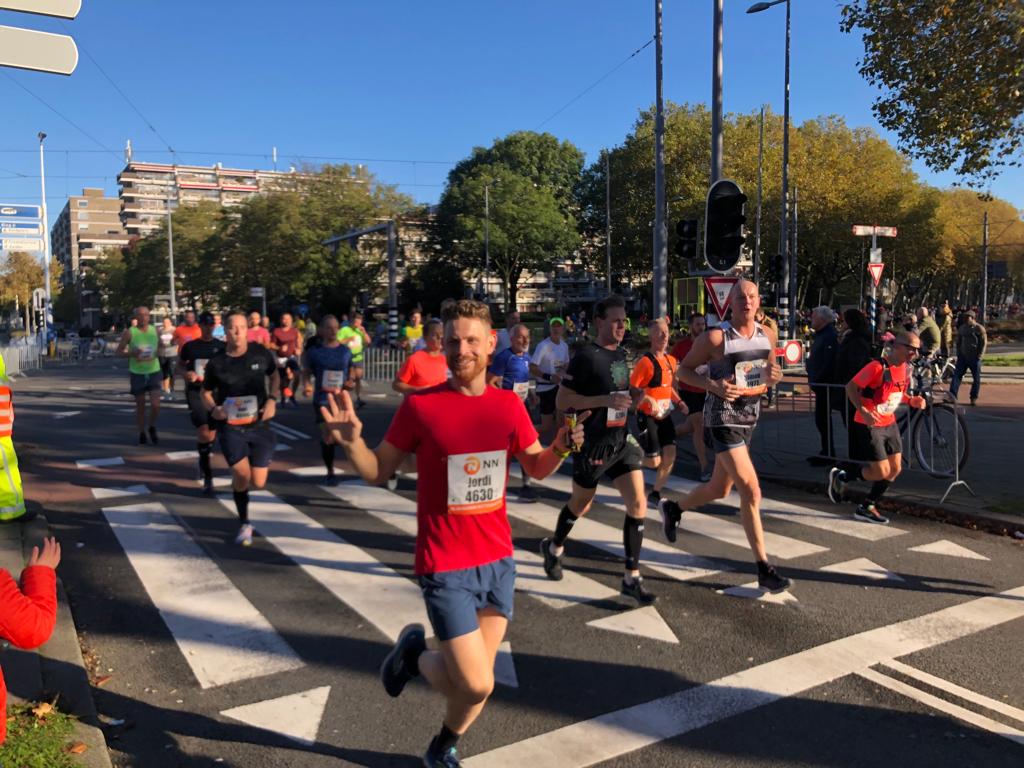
270 312 303 406
827 331 926 524
392 320 447 393
172 310 202 349
669 312 711 481
320 299 584 768
246 311 271 347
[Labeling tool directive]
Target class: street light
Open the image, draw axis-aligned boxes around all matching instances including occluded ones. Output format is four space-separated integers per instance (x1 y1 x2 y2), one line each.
38 131 53 348
747 0 794 338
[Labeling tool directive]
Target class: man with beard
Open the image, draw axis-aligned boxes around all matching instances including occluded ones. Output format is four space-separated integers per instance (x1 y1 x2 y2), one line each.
319 299 584 767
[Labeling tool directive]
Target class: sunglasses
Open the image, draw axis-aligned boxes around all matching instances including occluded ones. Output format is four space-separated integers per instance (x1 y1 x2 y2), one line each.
897 342 921 354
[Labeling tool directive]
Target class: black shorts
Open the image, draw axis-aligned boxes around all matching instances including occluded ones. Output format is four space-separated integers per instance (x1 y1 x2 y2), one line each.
852 421 902 462
680 389 706 417
571 436 644 489
703 425 754 454
129 371 162 396
636 412 676 457
186 388 215 429
159 356 175 379
218 423 277 468
537 387 558 416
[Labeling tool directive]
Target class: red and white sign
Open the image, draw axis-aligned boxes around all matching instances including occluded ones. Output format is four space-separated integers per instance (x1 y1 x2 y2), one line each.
704 276 738 318
867 262 885 287
852 224 898 238
774 339 804 366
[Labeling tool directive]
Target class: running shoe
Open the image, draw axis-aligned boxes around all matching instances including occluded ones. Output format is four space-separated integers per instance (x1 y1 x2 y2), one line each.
386 475 398 491
138 431 148 445
148 426 159 445
517 485 538 503
621 576 657 605
325 474 340 488
827 467 847 504
202 478 215 496
380 623 425 698
758 565 793 594
234 524 254 547
422 745 462 768
658 499 682 543
539 537 563 581
647 489 661 507
853 503 889 525
700 468 713 483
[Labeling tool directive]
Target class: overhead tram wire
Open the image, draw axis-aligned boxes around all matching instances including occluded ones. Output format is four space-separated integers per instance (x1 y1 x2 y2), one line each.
535 37 655 130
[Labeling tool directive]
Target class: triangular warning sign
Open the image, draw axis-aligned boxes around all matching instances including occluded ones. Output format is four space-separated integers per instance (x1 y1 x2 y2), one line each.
867 262 884 287
704 276 738 318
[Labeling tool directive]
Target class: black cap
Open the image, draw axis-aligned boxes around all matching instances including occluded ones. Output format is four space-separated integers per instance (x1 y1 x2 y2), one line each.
198 311 215 325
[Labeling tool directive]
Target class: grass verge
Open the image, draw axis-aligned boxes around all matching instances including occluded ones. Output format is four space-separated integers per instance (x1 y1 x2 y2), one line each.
0 702 79 768
982 354 1024 367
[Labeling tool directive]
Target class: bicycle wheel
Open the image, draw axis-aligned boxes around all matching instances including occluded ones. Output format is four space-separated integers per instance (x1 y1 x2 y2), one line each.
911 403 969 479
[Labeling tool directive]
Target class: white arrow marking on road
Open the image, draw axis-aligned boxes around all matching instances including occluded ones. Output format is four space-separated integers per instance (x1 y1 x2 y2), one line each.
908 540 990 561
102 502 303 688
464 584 1024 767
76 456 124 468
586 606 679 644
819 557 904 582
717 582 799 604
52 410 81 419
166 450 199 461
324 482 618 610
91 484 150 500
220 686 330 746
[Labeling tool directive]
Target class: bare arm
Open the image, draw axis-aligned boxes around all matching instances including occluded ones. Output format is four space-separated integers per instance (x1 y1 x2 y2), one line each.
320 391 408 484
516 411 588 479
392 378 419 395
115 329 132 357
845 379 880 426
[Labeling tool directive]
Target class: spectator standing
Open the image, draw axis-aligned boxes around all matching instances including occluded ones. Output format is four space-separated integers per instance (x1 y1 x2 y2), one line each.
834 308 874 459
939 302 954 357
951 311 987 405
915 307 941 356
807 306 839 464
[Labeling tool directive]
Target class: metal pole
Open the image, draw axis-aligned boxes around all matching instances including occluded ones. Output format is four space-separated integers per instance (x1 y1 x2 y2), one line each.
792 186 799 313
870 230 878 340
981 210 989 323
783 0 795 338
754 106 764 284
261 288 267 320
605 151 612 293
167 204 177 317
653 0 668 318
387 220 398 342
711 0 724 184
38 133 52 348
484 184 490 302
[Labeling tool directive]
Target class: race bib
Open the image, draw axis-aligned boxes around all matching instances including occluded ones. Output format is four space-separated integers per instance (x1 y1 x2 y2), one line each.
735 360 767 390
137 345 154 361
194 358 209 381
512 381 531 401
321 370 346 392
277 357 289 367
223 395 259 425
877 390 903 416
607 390 629 427
447 449 506 515
652 398 673 419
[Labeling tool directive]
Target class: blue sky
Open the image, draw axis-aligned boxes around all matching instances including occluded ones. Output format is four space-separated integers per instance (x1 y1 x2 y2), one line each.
1 0 1020 227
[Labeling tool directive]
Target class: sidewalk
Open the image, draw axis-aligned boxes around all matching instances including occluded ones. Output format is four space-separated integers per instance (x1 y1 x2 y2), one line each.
0 509 111 768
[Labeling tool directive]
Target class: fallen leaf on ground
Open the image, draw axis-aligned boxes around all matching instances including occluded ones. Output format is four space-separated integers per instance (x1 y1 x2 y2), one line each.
32 702 53 719
95 674 113 687
67 742 88 754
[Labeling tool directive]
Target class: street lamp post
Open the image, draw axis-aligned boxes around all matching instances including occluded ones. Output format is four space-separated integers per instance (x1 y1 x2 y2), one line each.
748 0 793 337
167 174 177 317
653 0 668 318
38 132 52 349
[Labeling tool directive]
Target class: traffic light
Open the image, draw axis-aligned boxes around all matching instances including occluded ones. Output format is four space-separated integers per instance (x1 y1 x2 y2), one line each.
704 179 747 273
673 219 699 265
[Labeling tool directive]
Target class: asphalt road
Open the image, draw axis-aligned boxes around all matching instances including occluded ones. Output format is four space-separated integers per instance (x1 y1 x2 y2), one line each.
10 358 1024 768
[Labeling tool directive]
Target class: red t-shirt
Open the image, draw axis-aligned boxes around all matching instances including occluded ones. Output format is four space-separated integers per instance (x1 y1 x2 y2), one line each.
851 359 909 427
384 384 538 574
396 350 449 389
272 327 300 356
172 324 201 348
246 327 271 346
670 336 704 393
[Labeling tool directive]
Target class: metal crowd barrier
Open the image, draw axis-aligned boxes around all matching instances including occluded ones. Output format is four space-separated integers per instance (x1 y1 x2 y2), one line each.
361 346 406 381
0 343 44 377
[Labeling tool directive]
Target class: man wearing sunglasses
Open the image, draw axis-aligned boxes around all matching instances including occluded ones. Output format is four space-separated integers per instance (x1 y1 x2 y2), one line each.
828 331 926 523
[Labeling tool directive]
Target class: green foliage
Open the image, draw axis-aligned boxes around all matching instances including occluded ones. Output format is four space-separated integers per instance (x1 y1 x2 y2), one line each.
841 0 1024 184
0 252 60 312
399 256 468 316
0 703 77 768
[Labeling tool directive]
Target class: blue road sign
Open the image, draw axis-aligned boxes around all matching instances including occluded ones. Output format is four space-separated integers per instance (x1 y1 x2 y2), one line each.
0 204 41 220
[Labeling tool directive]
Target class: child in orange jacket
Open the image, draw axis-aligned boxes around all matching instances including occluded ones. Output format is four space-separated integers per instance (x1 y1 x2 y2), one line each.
0 536 60 744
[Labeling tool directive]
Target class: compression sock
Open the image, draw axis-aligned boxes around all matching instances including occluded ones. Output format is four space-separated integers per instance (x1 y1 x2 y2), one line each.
197 441 213 482
232 489 250 524
867 480 891 503
321 441 336 474
553 504 577 547
428 724 460 757
623 516 645 571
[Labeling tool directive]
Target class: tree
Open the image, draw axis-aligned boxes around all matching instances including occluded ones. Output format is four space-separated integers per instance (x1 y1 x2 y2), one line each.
841 1 1024 184
0 251 59 310
399 256 468 317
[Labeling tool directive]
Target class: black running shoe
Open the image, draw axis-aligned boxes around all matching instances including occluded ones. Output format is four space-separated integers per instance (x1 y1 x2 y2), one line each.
853 502 889 525
138 431 147 445
758 565 793 594
647 489 661 507
202 478 215 496
148 426 159 445
379 623 425 698
540 537 563 581
325 474 340 488
621 576 657 605
517 485 538 503
658 499 682 543
827 467 846 504
423 745 462 768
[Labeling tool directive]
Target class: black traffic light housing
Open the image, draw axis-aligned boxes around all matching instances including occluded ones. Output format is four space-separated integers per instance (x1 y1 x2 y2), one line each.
673 218 699 265
704 179 747 273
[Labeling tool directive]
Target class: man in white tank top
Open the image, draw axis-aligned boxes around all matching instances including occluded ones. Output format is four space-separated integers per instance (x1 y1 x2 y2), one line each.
660 279 792 594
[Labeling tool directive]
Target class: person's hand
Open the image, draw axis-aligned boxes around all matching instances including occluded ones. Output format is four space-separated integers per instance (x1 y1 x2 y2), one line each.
29 537 61 570
716 379 744 402
607 392 632 410
261 399 277 422
908 395 927 410
304 383 314 398
320 390 363 446
211 405 226 421
549 372 563 386
766 360 784 386
861 407 880 427
554 410 590 453
185 371 198 384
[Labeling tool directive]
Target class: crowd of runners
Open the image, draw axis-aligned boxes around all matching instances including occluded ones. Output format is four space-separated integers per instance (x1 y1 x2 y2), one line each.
113 280 932 767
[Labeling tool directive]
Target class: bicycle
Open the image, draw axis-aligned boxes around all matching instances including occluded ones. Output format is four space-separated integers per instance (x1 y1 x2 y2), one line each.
896 357 969 478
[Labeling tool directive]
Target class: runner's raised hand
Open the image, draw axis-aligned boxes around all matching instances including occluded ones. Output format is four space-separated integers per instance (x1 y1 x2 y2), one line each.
321 390 363 445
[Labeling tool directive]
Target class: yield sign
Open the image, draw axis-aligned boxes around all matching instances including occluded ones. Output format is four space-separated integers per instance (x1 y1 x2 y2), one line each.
704 276 738 318
867 262 885 287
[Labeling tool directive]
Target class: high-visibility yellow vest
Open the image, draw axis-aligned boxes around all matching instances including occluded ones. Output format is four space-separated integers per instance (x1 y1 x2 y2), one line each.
0 386 24 520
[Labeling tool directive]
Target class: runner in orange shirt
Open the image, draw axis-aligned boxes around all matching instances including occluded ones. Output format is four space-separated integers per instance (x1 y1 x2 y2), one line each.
393 320 447 393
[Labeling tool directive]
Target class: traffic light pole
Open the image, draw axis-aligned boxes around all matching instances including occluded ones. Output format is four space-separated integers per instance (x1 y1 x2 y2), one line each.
653 0 668 317
711 0 724 184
